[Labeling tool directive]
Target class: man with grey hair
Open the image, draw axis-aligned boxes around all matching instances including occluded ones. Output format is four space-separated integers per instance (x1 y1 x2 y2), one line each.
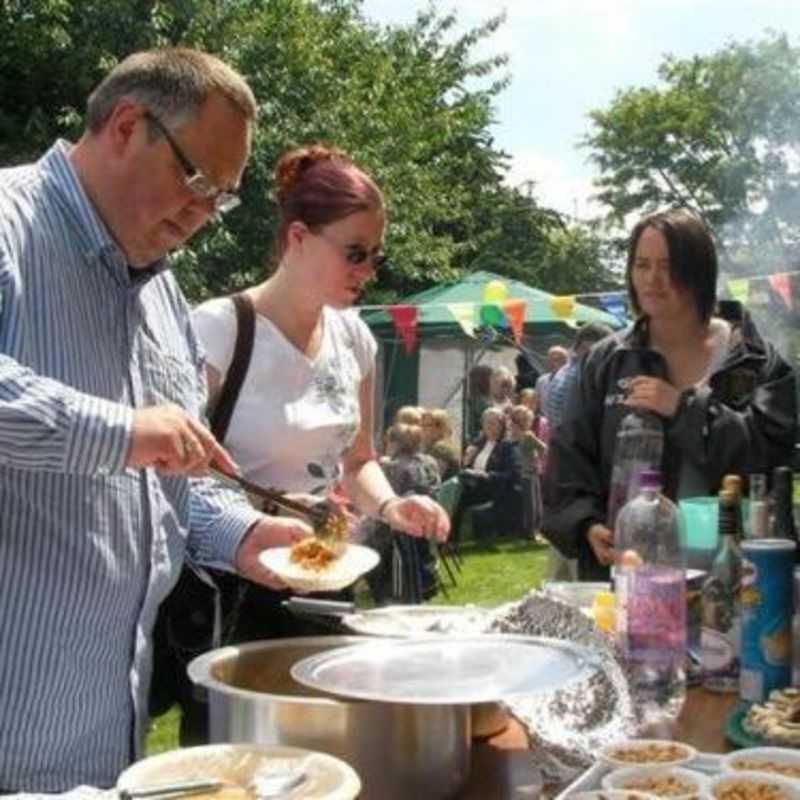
0 49 310 791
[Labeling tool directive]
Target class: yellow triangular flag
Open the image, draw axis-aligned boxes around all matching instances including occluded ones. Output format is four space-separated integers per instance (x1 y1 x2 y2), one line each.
447 302 476 337
727 278 750 306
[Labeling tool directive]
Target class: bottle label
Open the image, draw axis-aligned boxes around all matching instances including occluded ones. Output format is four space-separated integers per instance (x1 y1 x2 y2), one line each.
702 625 739 676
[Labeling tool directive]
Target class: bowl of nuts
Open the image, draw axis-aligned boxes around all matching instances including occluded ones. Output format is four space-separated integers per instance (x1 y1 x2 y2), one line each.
602 765 708 799
721 749 800 784
599 740 698 769
708 771 800 800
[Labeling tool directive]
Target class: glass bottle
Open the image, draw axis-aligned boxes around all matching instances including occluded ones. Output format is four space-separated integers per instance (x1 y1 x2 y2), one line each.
793 567 800 687
772 467 799 559
748 473 769 539
615 469 686 723
722 474 744 542
702 489 743 692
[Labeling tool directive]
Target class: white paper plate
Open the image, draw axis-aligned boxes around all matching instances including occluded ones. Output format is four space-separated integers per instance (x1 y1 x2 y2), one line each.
259 543 380 592
117 743 361 800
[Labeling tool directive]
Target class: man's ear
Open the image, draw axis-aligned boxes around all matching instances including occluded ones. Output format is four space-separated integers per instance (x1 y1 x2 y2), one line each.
103 100 146 158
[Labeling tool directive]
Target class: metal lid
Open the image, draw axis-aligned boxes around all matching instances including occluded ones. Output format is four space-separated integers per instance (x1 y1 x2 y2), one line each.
741 538 797 552
290 634 600 705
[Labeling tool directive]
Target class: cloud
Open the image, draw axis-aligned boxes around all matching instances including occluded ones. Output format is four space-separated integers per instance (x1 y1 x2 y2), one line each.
504 147 602 220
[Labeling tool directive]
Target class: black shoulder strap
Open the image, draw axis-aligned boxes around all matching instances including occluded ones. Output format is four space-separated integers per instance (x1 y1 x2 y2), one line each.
209 292 255 443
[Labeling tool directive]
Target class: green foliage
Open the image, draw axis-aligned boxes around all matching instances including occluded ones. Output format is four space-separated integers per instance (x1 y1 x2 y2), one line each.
585 31 800 270
3 0 611 302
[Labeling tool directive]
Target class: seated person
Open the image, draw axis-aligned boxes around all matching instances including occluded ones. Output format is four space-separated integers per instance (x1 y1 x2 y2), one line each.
453 407 524 538
421 407 461 481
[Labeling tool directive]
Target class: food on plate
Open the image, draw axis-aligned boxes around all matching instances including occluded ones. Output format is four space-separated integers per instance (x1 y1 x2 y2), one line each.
289 538 339 571
608 743 693 765
743 688 800 745
731 760 800 780
620 774 697 797
712 778 792 800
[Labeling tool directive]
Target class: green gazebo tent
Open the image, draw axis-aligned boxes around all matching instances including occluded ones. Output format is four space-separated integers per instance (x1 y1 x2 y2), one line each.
362 270 624 435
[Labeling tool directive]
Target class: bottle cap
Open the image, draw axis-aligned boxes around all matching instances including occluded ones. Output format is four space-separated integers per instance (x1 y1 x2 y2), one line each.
722 474 742 497
639 469 662 488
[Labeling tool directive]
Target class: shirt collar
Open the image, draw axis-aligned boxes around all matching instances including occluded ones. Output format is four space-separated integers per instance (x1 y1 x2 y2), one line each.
42 140 168 285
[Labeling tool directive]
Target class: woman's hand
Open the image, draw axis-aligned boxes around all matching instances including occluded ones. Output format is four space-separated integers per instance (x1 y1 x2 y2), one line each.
382 495 451 542
587 523 615 567
623 376 681 418
234 515 314 590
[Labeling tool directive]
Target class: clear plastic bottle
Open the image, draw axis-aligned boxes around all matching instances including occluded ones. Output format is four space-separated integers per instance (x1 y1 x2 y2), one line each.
614 469 686 723
606 410 664 532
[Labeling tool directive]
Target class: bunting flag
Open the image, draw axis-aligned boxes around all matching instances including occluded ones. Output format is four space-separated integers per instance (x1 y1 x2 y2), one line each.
479 303 506 328
768 273 793 310
388 304 419 354
446 302 477 338
550 295 576 320
727 278 750 306
503 299 527 343
598 292 628 322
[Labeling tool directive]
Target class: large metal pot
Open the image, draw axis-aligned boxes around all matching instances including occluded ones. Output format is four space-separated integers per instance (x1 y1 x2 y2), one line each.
188 637 471 800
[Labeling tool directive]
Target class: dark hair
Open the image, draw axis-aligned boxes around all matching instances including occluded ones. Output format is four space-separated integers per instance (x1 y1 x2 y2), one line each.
574 321 615 350
467 364 493 397
273 144 384 261
626 209 718 323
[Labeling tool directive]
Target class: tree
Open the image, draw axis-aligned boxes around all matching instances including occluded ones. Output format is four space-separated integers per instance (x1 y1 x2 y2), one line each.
585 32 800 271
2 0 612 302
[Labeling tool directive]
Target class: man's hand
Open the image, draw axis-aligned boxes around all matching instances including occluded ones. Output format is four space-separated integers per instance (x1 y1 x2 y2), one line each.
235 515 314 590
382 495 451 542
127 404 238 475
623 376 681 418
587 523 615 567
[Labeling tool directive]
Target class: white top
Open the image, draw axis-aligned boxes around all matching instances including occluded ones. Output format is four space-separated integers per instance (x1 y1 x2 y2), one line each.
473 439 497 472
193 298 377 493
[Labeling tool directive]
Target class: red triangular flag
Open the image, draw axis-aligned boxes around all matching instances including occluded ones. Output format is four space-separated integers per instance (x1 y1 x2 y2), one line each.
768 273 793 309
503 299 527 344
388 305 419 354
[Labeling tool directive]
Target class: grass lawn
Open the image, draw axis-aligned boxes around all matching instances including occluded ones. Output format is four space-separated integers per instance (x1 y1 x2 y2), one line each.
145 534 550 755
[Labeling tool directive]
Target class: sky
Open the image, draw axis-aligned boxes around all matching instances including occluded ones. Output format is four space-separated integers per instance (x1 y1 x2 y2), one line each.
358 0 800 221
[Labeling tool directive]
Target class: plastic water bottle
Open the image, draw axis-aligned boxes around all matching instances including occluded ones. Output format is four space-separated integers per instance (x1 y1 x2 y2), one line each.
606 411 664 531
615 469 687 724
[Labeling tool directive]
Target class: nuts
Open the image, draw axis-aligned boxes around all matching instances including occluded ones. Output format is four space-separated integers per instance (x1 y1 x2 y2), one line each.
609 744 692 765
731 760 800 780
712 779 789 800
622 775 696 797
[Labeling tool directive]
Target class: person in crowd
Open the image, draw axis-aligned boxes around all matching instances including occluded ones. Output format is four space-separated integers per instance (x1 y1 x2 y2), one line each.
543 208 797 580
515 351 539 393
535 345 568 417
547 322 615 434
394 404 424 426
421 407 461 481
368 423 441 602
466 363 493 440
0 49 312 792
508 404 546 537
519 387 550 477
453 406 524 539
489 365 516 414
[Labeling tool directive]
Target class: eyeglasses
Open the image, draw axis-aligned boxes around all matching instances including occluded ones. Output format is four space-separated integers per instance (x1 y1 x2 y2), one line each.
145 112 241 214
316 229 387 270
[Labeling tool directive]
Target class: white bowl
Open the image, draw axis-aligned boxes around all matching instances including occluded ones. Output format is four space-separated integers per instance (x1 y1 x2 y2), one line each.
117 744 361 800
721 749 800 783
602 765 708 799
599 739 698 769
708 770 800 800
569 792 653 800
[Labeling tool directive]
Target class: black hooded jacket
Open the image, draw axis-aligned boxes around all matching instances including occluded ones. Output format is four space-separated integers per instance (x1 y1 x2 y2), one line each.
542 304 797 579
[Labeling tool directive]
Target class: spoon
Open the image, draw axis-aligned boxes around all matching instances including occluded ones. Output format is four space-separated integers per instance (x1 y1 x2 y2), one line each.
249 760 308 798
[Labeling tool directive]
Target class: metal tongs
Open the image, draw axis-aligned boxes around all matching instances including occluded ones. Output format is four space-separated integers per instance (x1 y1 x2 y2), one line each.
209 466 344 542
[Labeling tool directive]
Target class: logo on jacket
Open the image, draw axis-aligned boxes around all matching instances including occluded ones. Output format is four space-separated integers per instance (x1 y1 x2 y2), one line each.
605 376 633 407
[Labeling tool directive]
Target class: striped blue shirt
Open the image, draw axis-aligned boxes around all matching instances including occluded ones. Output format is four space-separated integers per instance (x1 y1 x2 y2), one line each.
0 141 262 791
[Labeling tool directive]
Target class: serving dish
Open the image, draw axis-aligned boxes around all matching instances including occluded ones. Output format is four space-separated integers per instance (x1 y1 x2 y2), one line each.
707 770 800 800
721 748 800 782
598 739 698 769
601 765 709 799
